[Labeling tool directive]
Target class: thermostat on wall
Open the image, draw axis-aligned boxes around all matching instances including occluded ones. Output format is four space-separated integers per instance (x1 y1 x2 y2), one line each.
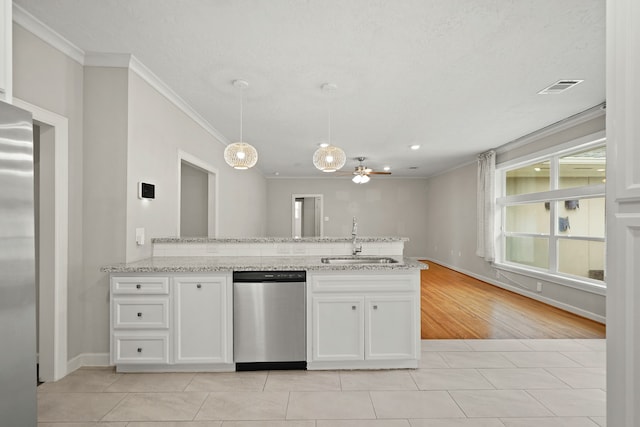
138 182 155 200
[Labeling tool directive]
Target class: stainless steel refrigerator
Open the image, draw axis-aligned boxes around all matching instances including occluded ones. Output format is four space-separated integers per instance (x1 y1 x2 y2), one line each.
0 100 37 425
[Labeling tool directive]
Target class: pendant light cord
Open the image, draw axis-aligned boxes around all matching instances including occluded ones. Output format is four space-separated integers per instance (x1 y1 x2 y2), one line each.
327 95 331 145
239 85 243 142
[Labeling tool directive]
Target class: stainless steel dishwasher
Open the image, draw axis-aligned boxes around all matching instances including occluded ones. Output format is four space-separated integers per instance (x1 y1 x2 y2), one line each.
233 271 306 370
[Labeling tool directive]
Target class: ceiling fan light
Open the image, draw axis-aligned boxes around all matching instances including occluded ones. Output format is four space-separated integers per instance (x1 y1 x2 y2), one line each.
352 174 362 184
313 145 346 172
224 142 258 170
360 174 370 183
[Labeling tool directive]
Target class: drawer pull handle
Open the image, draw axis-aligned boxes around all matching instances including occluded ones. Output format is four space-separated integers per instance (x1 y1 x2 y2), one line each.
137 347 142 353
352 305 356 310
137 312 143 318
136 284 141 289
196 284 202 289
373 305 378 310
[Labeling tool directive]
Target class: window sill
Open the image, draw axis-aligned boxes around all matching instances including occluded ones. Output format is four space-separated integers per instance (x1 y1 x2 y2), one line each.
493 262 606 296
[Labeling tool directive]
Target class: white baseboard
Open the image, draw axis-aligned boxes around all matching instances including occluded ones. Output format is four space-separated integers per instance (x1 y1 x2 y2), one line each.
67 353 111 374
423 258 606 325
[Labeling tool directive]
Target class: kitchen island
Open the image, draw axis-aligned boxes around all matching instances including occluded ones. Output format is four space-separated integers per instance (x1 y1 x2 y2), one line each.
103 237 426 372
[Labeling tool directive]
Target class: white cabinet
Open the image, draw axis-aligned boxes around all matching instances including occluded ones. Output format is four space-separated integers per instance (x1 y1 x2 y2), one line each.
308 271 420 370
173 276 232 364
312 296 364 361
110 276 170 366
366 296 416 360
109 273 233 372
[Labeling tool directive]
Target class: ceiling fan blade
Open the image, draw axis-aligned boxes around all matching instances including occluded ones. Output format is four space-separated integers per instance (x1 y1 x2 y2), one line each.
368 171 392 175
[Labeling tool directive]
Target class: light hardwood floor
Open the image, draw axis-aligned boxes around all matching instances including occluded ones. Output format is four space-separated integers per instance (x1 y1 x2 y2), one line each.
420 262 606 339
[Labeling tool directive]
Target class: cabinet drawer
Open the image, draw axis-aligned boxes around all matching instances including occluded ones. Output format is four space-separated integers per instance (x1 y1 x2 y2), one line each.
112 277 169 295
310 273 418 293
113 298 169 329
113 334 169 364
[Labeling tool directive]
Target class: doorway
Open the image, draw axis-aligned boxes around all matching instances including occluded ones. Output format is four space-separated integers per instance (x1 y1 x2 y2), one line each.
177 151 218 237
292 194 323 238
180 161 209 237
33 123 56 383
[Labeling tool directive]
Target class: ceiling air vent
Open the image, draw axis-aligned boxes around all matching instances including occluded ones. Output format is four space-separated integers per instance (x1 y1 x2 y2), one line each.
538 80 584 95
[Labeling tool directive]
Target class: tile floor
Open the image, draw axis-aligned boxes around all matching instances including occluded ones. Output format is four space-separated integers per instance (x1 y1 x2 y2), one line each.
37 339 606 427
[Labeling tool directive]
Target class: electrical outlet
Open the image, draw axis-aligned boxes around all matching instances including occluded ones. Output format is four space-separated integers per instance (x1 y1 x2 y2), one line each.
536 282 542 292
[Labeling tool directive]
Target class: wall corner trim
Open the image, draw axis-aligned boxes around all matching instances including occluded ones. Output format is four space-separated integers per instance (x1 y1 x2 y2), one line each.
12 3 85 65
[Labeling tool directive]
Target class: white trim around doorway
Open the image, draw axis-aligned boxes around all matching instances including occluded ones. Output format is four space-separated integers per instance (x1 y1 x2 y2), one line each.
13 98 68 382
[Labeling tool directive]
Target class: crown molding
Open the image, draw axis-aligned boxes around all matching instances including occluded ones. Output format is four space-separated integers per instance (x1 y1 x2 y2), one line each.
13 3 231 148
495 103 606 156
128 55 230 145
82 53 229 145
12 3 85 65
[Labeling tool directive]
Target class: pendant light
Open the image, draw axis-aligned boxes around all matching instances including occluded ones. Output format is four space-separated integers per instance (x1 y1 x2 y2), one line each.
224 79 258 170
313 83 346 172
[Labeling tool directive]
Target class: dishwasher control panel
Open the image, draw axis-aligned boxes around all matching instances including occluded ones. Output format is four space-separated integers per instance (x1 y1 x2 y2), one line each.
233 271 306 282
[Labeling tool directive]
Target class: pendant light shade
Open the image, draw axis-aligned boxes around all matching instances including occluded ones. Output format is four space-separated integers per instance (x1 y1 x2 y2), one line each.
313 145 346 172
313 83 346 173
225 80 258 170
224 142 258 170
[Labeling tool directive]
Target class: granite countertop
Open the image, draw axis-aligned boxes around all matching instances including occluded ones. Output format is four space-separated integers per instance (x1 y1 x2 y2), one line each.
102 256 428 273
151 237 409 244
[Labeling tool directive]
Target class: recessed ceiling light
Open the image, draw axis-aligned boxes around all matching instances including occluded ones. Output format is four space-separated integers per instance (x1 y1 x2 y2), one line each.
383 166 391 171
534 167 541 172
319 142 329 148
597 168 605 172
274 172 280 176
410 145 420 150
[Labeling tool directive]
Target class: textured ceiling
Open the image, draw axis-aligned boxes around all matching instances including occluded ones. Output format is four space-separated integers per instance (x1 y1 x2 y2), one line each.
14 0 605 178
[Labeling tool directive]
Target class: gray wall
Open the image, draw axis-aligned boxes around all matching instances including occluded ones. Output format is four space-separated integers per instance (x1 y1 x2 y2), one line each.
422 116 607 321
180 161 208 237
126 70 267 262
266 178 430 257
82 66 129 355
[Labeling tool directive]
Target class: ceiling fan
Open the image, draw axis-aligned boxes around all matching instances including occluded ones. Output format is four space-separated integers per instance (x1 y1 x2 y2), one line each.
342 157 391 184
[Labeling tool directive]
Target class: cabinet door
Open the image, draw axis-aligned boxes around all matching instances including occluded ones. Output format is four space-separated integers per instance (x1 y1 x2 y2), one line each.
312 296 364 361
174 276 231 364
365 295 417 360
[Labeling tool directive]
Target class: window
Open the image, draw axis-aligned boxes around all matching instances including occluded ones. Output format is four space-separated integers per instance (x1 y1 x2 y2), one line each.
496 139 606 290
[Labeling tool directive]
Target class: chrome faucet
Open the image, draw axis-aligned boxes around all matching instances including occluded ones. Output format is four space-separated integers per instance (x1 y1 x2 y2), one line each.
351 217 362 256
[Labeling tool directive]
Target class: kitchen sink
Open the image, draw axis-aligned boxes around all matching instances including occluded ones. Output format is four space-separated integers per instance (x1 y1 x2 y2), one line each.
320 256 399 265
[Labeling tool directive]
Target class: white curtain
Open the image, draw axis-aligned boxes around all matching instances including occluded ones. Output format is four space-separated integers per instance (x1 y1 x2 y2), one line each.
476 150 496 262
